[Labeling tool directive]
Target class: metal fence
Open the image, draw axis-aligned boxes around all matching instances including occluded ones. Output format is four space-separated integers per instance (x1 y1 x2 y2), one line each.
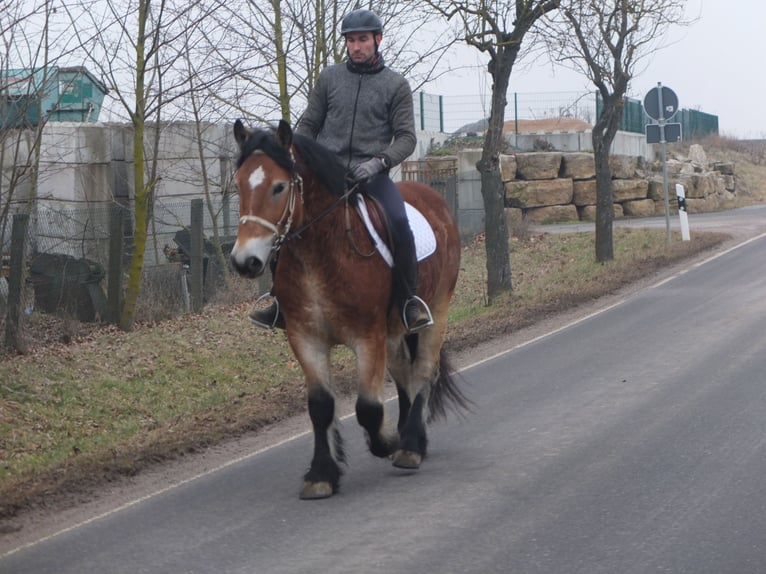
1 198 239 266
596 93 719 139
437 90 719 140
440 91 596 134
1 196 241 332
401 157 458 216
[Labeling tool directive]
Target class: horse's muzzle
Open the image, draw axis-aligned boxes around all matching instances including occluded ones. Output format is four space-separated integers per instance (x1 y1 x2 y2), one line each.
230 253 266 278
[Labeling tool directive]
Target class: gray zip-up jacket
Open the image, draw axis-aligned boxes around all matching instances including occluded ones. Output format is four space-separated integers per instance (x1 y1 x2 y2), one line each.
295 58 416 171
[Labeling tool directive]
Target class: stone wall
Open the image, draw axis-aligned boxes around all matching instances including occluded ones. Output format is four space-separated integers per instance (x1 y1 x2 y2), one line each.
500 144 737 225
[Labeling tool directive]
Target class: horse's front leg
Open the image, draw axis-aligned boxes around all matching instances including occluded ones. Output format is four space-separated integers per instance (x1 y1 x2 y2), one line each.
290 336 344 500
355 338 398 459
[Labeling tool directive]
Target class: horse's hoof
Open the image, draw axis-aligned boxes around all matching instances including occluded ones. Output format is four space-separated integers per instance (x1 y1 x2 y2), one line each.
300 481 334 500
392 450 422 469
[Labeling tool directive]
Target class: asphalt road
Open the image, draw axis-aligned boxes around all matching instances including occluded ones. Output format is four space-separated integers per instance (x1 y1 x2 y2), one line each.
3 209 766 573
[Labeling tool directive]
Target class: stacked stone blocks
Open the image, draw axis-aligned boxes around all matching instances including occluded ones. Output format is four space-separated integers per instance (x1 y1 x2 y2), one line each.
501 144 736 224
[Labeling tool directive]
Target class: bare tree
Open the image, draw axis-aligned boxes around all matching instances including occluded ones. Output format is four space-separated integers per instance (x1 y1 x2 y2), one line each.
61 0 230 330
1 0 71 230
179 34 236 285
1 0 87 350
213 1 458 125
549 0 689 261
422 0 560 302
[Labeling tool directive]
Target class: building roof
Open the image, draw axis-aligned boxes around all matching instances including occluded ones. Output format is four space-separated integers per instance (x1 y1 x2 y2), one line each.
0 66 108 96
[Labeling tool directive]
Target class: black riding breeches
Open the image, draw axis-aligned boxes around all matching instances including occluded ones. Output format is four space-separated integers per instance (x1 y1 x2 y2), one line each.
364 173 418 298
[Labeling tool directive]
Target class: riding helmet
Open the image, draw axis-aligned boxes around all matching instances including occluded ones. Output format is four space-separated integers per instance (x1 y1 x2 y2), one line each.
340 9 383 35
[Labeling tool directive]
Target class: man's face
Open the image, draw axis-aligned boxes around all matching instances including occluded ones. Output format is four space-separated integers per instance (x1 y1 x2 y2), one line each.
345 31 381 65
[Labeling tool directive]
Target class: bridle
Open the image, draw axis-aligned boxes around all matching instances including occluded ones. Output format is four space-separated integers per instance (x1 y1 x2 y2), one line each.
237 149 361 258
238 168 303 252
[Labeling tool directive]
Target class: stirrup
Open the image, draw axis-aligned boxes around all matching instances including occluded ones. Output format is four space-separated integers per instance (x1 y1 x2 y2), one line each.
249 292 282 329
403 295 434 334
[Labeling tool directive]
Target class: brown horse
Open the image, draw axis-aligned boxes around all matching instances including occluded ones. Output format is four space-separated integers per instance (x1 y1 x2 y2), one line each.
230 119 468 499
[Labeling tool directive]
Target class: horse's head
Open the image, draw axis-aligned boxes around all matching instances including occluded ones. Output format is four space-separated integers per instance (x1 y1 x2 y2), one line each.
230 119 301 278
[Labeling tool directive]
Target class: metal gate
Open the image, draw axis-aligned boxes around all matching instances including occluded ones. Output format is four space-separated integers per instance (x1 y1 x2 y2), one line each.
401 157 458 216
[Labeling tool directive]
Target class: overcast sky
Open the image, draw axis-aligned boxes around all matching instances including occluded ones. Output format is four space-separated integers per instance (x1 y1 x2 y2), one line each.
430 0 762 139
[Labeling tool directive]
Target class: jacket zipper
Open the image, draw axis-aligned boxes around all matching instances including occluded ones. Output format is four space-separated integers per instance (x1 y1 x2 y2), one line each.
346 73 364 170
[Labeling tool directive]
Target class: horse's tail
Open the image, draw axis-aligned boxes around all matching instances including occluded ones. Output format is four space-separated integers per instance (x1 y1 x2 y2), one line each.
427 350 473 423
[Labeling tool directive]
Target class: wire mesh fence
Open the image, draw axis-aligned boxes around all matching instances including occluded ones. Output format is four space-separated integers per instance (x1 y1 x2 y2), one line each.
439 91 597 134
1 195 244 332
438 91 718 140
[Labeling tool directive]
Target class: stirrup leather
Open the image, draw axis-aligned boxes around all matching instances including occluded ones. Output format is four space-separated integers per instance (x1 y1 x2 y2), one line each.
249 292 281 329
402 295 434 333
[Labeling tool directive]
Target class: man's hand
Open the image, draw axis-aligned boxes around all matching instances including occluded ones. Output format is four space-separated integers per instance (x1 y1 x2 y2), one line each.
351 157 386 182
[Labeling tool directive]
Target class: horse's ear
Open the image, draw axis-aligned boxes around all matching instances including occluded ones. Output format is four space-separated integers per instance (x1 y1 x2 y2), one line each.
233 119 250 150
275 119 293 150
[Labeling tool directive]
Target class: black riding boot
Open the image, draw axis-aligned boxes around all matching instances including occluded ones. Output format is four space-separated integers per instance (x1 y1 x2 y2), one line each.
392 221 433 333
249 292 285 330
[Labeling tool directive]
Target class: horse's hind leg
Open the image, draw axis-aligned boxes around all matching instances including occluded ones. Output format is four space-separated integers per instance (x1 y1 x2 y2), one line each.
394 381 429 469
387 335 438 469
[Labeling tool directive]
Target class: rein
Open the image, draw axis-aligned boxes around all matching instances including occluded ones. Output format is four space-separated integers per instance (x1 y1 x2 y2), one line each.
237 138 377 262
239 164 364 260
286 180 377 259
282 181 359 245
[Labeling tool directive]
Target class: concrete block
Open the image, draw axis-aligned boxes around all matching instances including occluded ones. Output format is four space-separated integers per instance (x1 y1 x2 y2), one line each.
573 179 597 206
612 178 648 202
562 153 595 179
515 152 563 180
524 204 579 224
505 178 573 208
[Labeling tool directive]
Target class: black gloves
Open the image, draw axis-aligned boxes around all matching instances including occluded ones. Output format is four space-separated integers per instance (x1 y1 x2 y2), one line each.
351 157 387 182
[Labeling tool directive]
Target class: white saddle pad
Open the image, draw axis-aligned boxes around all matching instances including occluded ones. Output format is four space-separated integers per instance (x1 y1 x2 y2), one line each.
355 195 437 268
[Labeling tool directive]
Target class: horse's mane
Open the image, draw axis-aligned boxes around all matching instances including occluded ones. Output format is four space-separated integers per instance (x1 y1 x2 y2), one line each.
237 126 347 197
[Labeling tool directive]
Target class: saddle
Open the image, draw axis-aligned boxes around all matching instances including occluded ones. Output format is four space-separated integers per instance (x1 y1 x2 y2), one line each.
353 193 436 267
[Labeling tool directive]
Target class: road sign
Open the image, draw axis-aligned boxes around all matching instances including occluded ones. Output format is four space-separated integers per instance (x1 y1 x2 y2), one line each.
646 123 682 144
664 123 682 142
643 85 679 121
643 83 682 247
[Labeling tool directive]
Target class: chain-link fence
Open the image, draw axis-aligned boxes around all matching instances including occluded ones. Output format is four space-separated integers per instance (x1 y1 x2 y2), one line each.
1 196 243 336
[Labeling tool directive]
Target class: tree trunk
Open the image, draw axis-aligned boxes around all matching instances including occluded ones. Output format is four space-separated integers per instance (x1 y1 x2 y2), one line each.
476 48 517 301
592 126 614 262
480 166 512 299
272 0 290 122
119 0 150 332
591 93 624 263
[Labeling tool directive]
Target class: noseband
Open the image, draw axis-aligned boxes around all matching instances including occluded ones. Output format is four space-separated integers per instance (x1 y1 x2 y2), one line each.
238 157 304 252
238 146 359 258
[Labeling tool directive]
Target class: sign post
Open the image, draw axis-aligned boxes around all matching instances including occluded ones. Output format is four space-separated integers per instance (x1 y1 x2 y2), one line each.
643 83 681 246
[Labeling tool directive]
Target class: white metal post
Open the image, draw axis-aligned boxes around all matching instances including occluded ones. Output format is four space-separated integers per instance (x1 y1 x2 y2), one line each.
676 183 690 241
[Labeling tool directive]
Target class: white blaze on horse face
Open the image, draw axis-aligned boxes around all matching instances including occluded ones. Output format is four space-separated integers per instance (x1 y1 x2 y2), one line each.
248 166 266 192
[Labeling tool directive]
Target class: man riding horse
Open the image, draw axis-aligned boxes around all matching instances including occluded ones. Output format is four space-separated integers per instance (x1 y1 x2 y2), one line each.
250 8 432 334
